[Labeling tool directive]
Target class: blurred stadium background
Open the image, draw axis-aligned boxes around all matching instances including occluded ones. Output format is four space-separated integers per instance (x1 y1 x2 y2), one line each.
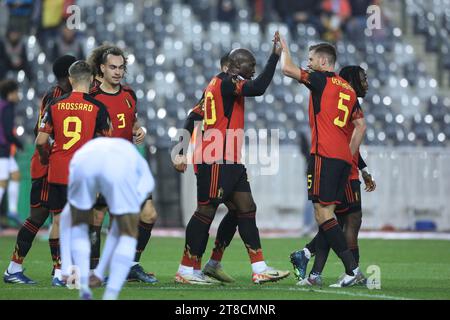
1 0 450 235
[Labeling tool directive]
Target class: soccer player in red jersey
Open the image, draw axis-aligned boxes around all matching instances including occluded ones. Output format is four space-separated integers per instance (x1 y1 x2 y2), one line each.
86 44 111 90
88 46 158 284
174 53 237 283
174 32 290 285
35 61 111 284
3 55 77 286
281 39 366 287
290 66 376 284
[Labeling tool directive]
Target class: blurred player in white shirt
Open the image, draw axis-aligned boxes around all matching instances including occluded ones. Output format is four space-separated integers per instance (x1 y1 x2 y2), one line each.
60 137 154 299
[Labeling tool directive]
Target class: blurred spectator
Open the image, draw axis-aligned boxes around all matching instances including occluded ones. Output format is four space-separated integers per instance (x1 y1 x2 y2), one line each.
5 0 36 34
321 0 352 42
277 0 324 39
0 26 33 81
247 0 276 30
345 0 372 41
51 24 85 61
217 0 237 24
35 0 66 58
0 79 23 228
370 0 391 42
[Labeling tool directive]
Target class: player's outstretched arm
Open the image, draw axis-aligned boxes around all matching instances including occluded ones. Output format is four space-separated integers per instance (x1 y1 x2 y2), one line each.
239 32 281 97
280 37 302 81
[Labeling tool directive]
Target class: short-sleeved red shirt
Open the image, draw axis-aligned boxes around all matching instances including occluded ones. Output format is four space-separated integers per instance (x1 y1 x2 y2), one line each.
39 92 111 184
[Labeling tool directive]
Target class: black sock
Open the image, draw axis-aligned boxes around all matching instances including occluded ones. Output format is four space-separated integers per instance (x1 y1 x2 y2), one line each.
11 218 42 263
350 246 360 265
305 234 317 256
310 229 330 275
89 225 102 269
215 211 238 249
237 211 261 252
336 214 347 229
49 238 61 271
134 221 154 262
185 212 213 257
320 218 357 275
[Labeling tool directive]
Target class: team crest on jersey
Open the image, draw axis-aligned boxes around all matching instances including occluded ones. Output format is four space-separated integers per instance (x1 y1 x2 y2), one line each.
217 188 224 199
125 98 132 109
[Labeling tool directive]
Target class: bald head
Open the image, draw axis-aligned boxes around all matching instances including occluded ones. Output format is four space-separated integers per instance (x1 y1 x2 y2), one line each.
228 48 256 79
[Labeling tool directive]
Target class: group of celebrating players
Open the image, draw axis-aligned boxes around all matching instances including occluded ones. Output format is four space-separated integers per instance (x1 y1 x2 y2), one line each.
2 30 376 298
4 45 159 297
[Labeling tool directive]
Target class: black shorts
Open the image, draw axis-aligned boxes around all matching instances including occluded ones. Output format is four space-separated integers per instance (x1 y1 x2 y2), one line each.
48 183 67 215
30 176 49 209
196 163 251 206
335 179 362 214
94 193 153 209
307 154 351 205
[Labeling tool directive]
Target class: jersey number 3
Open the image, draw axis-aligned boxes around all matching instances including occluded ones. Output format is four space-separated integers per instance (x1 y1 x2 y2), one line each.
63 116 82 150
117 113 126 128
334 92 350 128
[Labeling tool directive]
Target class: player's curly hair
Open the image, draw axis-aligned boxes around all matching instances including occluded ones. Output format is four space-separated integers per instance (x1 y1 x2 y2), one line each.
87 44 127 77
339 65 366 97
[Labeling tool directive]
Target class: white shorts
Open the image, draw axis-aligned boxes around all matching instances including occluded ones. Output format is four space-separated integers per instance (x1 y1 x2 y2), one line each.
68 138 155 215
0 156 19 180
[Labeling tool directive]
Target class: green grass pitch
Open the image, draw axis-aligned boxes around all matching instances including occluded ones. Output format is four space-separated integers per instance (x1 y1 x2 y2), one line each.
1 235 449 300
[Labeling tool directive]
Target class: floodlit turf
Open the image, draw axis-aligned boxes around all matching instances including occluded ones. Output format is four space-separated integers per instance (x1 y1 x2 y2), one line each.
0 235 449 300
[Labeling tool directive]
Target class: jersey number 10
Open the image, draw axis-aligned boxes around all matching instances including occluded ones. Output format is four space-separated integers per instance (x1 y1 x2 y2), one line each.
334 92 350 128
204 91 217 125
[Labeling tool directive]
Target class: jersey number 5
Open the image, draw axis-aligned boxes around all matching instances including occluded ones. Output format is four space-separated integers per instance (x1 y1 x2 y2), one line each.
204 91 217 125
334 92 350 128
63 116 82 150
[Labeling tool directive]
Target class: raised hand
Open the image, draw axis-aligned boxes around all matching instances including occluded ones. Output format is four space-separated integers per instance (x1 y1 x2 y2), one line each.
272 31 282 56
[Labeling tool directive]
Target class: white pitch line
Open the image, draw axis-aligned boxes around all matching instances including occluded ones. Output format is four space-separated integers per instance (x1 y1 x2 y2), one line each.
0 286 414 300
146 286 413 300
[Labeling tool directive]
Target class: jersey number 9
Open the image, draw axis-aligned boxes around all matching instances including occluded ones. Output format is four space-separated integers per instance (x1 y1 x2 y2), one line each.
63 116 82 150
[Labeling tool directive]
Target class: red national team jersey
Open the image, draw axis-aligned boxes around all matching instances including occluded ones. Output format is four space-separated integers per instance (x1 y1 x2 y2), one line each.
89 85 137 141
301 70 359 164
344 104 364 180
39 92 111 185
30 85 65 179
189 98 205 174
195 73 246 164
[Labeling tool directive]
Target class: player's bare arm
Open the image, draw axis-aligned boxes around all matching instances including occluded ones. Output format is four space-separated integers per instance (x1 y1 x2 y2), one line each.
35 132 50 165
280 37 302 81
349 117 367 156
173 103 203 173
